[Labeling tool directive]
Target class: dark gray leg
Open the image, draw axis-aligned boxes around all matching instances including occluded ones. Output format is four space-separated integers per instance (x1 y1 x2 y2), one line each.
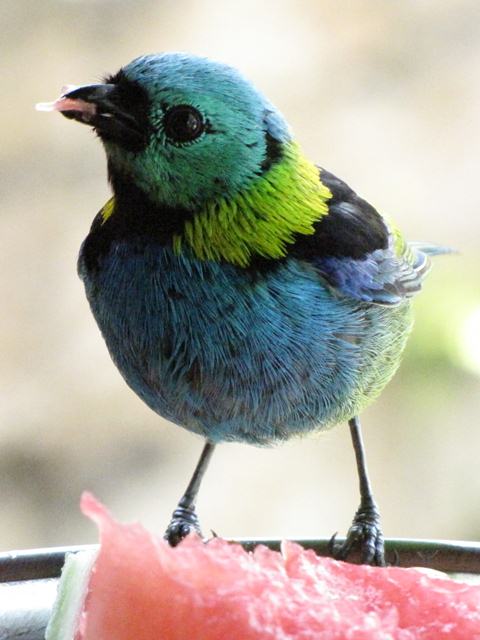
332 416 385 566
164 440 216 547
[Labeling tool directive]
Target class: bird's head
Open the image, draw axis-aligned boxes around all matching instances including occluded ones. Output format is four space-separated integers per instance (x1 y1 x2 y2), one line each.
43 53 292 210
39 53 330 265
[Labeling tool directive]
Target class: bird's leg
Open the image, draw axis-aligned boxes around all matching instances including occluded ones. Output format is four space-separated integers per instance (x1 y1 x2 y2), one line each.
332 416 385 566
164 440 215 547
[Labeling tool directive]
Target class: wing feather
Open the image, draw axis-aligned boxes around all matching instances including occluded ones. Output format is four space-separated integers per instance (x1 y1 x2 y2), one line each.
289 169 450 305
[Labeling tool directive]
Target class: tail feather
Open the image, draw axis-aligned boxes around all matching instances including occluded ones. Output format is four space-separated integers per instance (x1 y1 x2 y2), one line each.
409 242 457 257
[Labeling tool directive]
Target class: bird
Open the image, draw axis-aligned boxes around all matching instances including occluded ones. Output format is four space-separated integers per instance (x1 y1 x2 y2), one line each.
37 52 448 565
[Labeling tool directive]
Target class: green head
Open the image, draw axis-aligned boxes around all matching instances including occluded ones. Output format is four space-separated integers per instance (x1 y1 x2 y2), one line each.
55 53 292 209
51 53 330 265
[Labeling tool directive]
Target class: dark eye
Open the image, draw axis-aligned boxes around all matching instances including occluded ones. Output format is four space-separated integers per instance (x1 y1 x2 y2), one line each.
163 105 204 143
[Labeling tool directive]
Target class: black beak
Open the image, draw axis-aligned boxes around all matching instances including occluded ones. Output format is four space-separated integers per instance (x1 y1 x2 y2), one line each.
56 83 150 152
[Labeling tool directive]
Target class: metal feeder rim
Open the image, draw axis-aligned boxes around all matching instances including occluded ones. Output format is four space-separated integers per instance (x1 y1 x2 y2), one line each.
2 537 480 583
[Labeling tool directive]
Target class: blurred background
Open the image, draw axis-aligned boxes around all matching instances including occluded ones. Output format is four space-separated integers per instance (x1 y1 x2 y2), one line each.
1 0 480 552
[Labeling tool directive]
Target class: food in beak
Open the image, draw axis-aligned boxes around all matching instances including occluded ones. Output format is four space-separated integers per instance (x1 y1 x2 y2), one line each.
36 86 97 122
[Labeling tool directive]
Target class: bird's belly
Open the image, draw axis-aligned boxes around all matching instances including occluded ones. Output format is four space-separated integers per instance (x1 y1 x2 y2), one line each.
80 244 412 445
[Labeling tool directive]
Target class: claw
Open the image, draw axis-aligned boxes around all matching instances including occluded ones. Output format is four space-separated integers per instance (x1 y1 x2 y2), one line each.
331 502 386 566
164 505 202 547
327 532 339 556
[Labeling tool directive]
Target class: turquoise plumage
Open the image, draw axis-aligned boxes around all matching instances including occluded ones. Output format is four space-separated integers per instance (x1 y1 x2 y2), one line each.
39 52 448 565
78 243 411 444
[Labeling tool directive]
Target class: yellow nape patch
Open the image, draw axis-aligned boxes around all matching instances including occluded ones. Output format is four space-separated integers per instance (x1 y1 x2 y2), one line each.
100 197 115 224
173 142 332 267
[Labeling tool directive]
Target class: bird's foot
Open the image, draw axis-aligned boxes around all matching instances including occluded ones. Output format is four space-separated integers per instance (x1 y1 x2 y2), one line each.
330 501 386 566
164 504 202 547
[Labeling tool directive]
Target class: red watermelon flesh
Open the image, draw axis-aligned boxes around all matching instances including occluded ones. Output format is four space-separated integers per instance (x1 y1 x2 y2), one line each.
65 493 480 639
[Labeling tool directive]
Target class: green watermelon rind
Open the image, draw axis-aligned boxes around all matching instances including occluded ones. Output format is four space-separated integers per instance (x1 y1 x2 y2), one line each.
45 548 98 640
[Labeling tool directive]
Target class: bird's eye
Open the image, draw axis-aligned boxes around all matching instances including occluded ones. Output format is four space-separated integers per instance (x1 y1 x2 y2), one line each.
163 105 204 143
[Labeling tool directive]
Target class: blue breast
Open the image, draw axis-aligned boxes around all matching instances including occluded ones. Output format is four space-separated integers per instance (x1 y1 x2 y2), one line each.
79 240 412 445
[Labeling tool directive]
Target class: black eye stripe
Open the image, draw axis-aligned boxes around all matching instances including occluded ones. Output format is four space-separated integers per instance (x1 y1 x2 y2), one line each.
163 105 204 143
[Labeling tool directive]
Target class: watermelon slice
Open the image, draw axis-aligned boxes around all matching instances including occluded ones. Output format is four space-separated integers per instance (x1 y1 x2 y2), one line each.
46 493 480 640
